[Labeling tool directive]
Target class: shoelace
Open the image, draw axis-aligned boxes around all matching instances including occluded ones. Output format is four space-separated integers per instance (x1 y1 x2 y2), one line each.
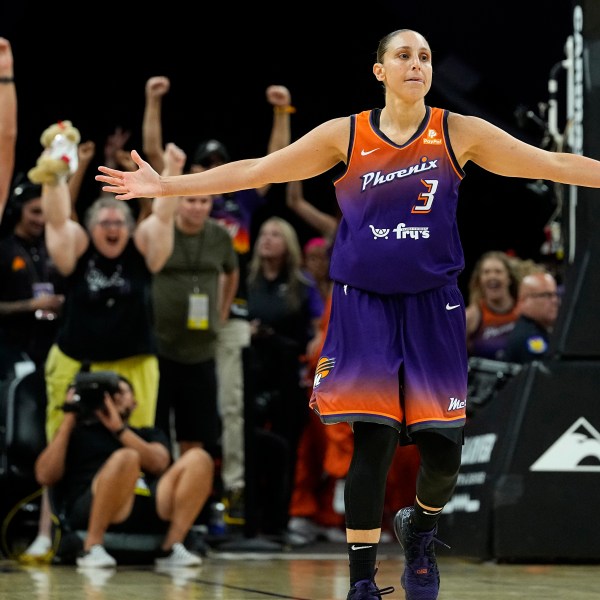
168 543 201 564
171 543 192 558
406 528 450 558
352 578 395 598
405 530 450 584
89 545 108 557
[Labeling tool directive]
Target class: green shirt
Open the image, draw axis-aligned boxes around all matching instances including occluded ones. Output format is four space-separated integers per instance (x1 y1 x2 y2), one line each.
152 219 237 363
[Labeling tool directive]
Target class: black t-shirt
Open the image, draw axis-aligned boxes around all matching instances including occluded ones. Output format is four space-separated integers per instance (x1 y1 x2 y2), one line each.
57 239 156 361
0 232 64 364
247 270 322 352
60 421 170 511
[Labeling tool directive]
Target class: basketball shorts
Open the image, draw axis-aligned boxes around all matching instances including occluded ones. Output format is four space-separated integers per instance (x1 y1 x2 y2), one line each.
309 281 468 442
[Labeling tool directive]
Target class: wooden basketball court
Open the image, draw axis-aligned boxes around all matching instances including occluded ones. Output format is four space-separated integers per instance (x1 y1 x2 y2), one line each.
1 542 598 599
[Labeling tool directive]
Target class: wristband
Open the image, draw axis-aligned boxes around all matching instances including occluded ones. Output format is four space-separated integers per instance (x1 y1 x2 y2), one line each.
113 424 128 439
274 105 296 115
0 77 14 84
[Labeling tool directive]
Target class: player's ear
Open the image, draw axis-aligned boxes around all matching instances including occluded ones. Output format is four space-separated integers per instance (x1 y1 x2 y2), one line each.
373 63 385 81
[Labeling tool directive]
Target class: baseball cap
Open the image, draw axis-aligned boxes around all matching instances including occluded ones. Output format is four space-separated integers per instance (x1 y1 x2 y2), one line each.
192 139 230 167
11 179 43 206
0 177 43 232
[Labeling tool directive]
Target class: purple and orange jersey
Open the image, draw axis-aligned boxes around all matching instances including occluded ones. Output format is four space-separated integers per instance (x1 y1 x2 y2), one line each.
310 107 468 439
329 107 465 295
468 299 519 360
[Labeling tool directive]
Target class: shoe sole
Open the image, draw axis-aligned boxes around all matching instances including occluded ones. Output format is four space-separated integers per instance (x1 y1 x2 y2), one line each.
18 551 54 566
393 506 413 551
393 507 414 594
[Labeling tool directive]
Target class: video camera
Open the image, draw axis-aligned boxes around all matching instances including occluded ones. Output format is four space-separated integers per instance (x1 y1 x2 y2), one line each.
63 370 121 424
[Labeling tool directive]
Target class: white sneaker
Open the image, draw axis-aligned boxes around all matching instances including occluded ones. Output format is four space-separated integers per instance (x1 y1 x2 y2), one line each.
22 534 52 556
322 526 347 543
76 544 117 568
287 517 320 543
155 543 202 567
19 535 54 565
288 517 347 543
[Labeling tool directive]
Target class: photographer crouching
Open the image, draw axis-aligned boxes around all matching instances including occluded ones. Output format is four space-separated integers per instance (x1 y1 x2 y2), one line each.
34 371 214 568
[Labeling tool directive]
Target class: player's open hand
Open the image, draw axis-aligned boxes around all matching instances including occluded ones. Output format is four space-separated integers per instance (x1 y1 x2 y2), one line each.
96 150 161 200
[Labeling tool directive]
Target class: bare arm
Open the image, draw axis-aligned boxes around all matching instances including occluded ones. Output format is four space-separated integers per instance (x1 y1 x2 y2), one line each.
465 302 481 338
286 180 338 238
67 140 96 222
113 150 153 223
134 142 184 272
111 427 170 476
97 117 349 200
0 37 17 222
104 126 131 172
35 411 77 487
95 394 170 476
0 295 64 317
451 113 600 187
41 181 89 276
142 76 170 173
256 85 294 196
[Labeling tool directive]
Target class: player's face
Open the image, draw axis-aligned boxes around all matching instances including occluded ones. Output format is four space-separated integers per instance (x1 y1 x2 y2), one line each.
374 30 432 100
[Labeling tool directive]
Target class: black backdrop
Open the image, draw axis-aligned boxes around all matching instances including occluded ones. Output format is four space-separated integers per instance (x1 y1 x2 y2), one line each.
0 1 572 293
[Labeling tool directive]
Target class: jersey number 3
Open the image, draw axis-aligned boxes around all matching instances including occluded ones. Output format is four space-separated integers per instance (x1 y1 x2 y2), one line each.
411 179 438 214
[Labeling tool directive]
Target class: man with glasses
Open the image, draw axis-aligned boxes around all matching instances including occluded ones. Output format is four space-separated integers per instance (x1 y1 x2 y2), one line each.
503 271 560 363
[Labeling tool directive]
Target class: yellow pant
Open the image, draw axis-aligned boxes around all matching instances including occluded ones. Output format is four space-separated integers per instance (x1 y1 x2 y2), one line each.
45 344 159 440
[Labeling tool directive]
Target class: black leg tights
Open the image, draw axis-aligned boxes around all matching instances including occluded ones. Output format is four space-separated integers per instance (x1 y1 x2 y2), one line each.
344 422 398 530
412 431 462 531
414 431 462 506
343 425 462 531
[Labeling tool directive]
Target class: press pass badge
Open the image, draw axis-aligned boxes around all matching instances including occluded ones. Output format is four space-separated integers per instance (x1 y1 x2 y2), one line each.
187 293 209 330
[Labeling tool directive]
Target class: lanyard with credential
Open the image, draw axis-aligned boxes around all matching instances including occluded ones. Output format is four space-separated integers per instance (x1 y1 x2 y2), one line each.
179 229 209 330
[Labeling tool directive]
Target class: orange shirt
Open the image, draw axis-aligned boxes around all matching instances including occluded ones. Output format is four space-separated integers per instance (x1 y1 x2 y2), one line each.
468 299 519 360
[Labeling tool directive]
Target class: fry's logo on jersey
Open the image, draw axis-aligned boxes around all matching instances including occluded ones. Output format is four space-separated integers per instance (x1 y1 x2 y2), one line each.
369 224 430 240
313 356 336 388
360 157 438 191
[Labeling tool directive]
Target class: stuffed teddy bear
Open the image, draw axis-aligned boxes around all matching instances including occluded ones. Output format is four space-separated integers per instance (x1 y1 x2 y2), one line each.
28 120 80 185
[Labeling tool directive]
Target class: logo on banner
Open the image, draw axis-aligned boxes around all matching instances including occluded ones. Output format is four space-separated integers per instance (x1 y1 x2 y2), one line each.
530 417 600 472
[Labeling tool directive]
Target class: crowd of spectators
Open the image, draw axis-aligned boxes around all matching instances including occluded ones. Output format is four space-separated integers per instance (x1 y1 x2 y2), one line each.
0 34 564 569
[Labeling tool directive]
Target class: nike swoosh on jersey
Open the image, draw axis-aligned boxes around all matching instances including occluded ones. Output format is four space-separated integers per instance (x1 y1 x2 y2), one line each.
360 148 380 156
446 303 461 310
351 544 373 551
